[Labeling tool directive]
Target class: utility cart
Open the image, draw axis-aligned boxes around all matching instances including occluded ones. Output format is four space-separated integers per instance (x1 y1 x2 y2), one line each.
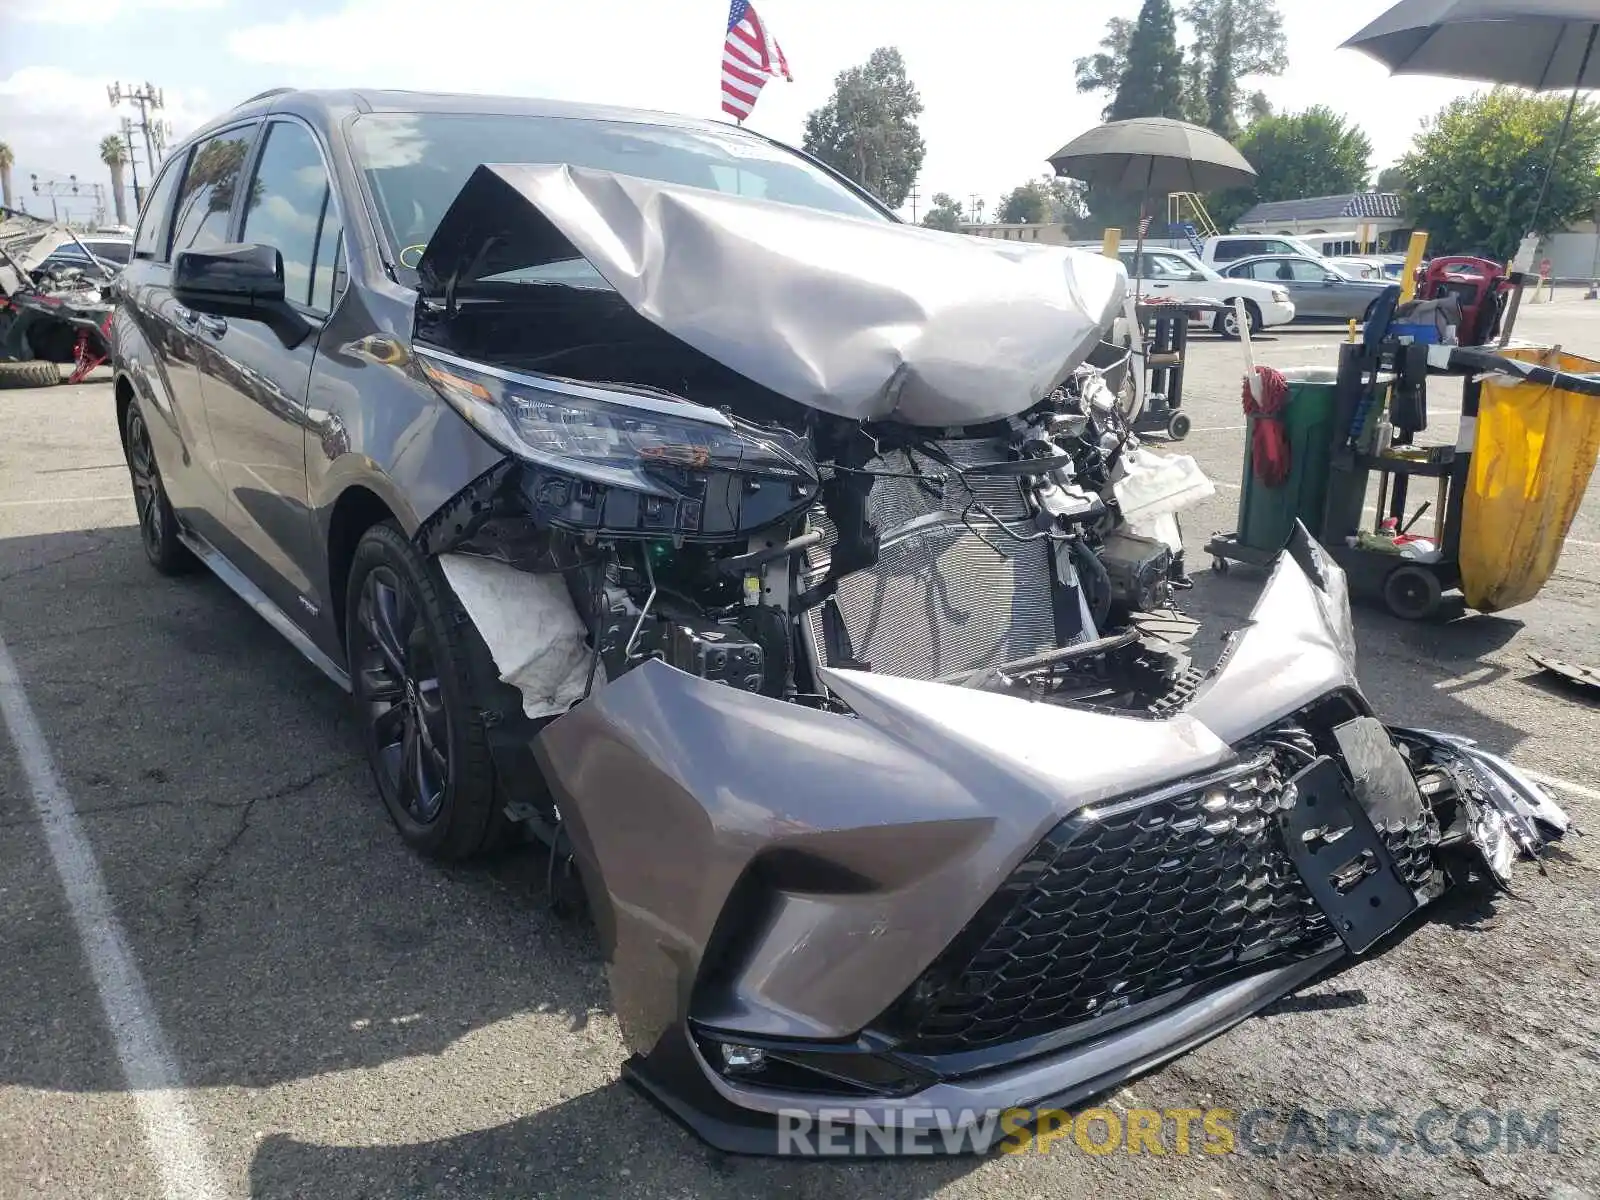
1207 330 1600 620
1126 298 1227 440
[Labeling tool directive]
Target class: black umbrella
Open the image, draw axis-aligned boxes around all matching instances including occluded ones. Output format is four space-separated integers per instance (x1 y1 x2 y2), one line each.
1048 117 1256 294
1343 0 1600 238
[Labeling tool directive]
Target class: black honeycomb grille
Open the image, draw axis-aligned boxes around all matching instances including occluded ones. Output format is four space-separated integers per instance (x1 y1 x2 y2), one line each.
891 756 1438 1055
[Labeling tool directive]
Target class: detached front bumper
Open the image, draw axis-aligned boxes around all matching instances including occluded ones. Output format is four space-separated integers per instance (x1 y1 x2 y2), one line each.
534 526 1568 1156
627 729 1563 1156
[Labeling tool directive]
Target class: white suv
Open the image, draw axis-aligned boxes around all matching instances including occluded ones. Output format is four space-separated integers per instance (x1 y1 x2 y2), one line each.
1202 234 1329 266
1118 247 1295 338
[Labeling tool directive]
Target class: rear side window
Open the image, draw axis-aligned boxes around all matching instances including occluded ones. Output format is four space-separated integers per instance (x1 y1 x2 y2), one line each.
170 127 256 256
132 158 185 262
1213 240 1248 262
239 121 345 314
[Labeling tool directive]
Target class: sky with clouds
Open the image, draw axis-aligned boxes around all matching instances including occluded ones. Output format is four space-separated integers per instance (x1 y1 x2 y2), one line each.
0 0 1488 227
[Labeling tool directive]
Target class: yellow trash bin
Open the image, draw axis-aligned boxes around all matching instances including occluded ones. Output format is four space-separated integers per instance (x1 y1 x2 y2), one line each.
1460 348 1600 613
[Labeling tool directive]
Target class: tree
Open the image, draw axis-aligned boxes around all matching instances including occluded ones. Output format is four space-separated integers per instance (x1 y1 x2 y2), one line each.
1374 165 1408 193
1243 90 1273 126
1108 0 1186 122
1210 106 1374 228
996 177 1088 226
922 192 964 232
1400 88 1600 260
1202 0 1240 138
1074 18 1136 120
1077 1 1285 130
100 134 129 226
1185 0 1286 80
802 47 926 209
0 142 13 211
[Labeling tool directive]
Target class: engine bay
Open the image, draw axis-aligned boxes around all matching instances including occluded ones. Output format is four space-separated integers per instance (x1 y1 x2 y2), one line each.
414 341 1209 738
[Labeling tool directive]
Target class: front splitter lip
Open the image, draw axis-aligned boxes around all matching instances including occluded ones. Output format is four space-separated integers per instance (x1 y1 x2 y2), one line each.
625 948 1344 1156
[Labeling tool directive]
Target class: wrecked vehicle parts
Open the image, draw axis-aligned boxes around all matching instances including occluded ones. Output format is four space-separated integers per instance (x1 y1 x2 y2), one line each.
107 93 1570 1160
397 171 1565 1152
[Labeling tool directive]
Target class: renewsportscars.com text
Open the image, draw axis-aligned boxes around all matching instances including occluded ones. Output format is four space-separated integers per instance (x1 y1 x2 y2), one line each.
776 1105 1562 1157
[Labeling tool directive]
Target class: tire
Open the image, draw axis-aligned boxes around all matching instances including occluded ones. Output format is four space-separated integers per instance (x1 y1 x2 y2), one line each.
1213 301 1261 340
1384 564 1443 621
121 400 194 575
345 520 512 861
0 359 61 389
1166 411 1192 439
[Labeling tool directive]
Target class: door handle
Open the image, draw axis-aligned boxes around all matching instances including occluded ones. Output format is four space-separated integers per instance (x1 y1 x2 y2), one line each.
196 314 228 337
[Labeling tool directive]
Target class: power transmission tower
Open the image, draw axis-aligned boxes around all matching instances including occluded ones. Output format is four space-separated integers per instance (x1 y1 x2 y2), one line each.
108 81 172 179
119 118 144 212
908 186 919 223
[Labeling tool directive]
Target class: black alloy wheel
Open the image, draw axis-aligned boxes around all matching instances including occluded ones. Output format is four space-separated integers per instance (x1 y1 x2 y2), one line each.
355 564 452 827
122 401 191 574
344 521 511 860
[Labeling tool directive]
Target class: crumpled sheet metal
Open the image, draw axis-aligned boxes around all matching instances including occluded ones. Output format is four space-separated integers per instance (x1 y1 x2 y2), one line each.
421 163 1129 427
439 553 592 719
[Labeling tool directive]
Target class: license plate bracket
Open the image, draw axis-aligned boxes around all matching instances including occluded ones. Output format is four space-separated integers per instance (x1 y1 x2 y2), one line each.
1279 756 1419 953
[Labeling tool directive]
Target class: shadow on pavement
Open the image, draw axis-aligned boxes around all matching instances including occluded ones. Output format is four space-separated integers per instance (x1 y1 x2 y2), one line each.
0 526 608 1096
246 1081 979 1200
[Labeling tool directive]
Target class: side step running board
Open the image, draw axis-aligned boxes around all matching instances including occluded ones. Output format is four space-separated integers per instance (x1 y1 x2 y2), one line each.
176 529 352 693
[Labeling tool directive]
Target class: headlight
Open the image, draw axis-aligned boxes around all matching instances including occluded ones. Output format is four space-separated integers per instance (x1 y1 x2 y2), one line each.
1271 288 1290 304
417 347 815 499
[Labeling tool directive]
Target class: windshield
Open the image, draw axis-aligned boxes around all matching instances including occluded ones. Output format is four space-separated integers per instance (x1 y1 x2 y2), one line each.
1174 250 1224 281
351 112 886 275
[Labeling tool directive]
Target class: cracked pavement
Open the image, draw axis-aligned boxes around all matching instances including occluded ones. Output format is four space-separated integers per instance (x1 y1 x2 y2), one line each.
1 308 1598 1200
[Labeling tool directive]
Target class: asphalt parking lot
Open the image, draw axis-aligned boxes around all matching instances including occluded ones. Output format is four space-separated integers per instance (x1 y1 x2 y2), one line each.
2 305 1598 1200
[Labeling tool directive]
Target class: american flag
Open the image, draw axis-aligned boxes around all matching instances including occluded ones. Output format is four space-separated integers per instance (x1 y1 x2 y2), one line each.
721 0 791 122
1138 214 1154 237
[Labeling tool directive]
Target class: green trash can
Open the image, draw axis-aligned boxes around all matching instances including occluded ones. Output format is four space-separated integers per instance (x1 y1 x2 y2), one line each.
1236 367 1340 553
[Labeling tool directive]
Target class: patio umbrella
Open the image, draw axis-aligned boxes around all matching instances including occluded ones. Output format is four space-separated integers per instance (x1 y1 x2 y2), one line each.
1048 117 1256 296
1342 0 1600 239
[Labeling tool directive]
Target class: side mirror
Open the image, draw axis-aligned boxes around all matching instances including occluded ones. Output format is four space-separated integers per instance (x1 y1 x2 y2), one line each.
1189 271 1207 281
1323 272 1342 283
173 243 310 346
173 243 285 314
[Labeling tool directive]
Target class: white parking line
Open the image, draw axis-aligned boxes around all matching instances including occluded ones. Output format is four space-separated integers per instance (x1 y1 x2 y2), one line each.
0 634 225 1200
0 495 128 508
1526 771 1600 804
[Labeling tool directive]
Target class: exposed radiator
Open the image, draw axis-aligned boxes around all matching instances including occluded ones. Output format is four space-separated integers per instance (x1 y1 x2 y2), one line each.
803 439 1059 682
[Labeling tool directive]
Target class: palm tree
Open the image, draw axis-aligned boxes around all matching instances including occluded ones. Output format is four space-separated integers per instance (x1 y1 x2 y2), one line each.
100 134 129 226
0 142 15 212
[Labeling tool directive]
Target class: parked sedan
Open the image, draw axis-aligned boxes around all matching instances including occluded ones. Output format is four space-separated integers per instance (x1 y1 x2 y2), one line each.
1221 254 1394 322
1117 246 1294 337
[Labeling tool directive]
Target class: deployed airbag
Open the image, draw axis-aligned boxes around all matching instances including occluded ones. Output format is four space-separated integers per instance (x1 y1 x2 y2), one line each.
417 163 1128 427
439 553 593 719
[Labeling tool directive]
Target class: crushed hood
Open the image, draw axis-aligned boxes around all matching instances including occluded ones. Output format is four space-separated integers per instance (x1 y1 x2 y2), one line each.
1 209 76 294
416 163 1128 427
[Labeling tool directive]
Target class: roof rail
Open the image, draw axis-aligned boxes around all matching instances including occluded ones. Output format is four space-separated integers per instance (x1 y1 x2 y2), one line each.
236 87 293 108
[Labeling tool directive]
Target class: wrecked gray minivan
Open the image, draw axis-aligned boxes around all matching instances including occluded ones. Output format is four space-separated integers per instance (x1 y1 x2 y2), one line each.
111 91 1567 1156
